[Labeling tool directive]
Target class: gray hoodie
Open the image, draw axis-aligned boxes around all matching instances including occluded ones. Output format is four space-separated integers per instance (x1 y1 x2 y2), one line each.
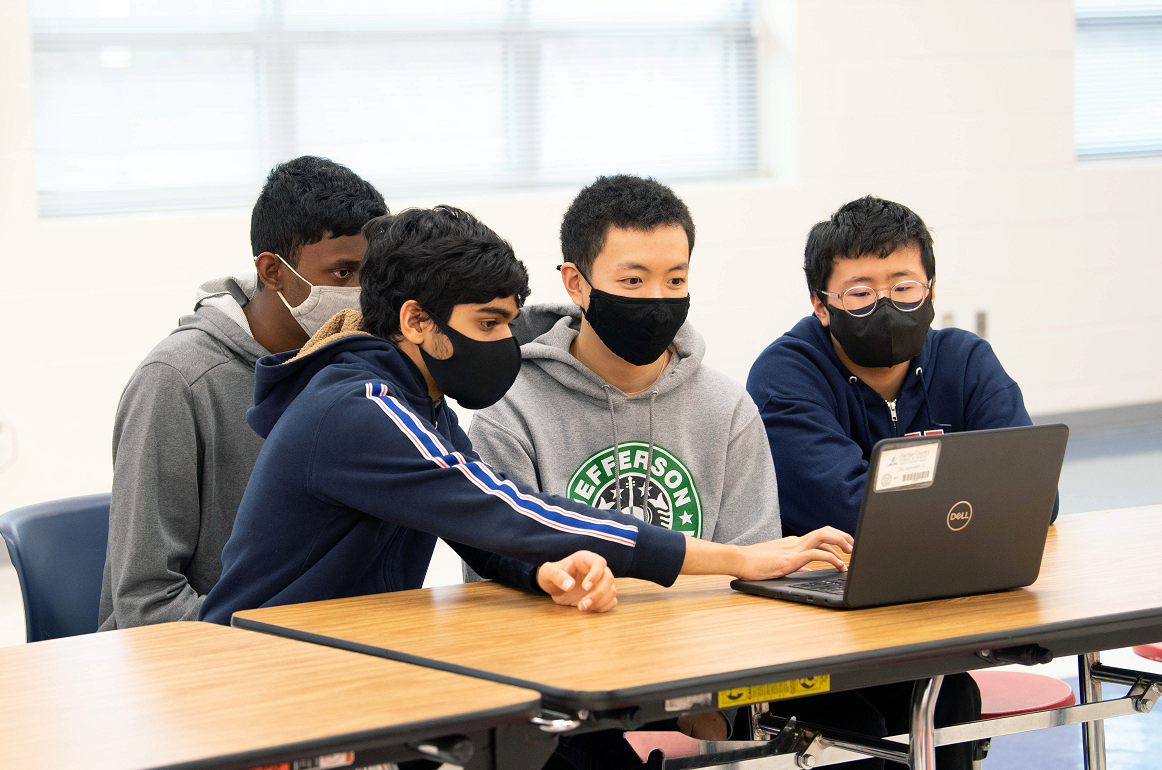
98 274 269 630
466 304 780 580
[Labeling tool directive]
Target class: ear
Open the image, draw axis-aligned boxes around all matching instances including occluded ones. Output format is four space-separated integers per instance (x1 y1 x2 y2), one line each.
560 262 589 309
255 252 286 292
928 279 936 307
809 291 831 328
398 299 432 345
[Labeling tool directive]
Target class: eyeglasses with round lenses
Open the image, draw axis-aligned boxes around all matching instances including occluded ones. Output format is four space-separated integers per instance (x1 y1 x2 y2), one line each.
819 279 932 317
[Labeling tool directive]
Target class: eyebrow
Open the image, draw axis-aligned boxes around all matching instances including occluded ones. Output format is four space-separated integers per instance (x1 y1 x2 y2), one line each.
327 258 363 269
842 269 920 285
478 305 517 321
612 260 690 272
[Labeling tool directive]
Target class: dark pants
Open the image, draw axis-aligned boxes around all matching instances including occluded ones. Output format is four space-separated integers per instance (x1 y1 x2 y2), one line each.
543 673 981 770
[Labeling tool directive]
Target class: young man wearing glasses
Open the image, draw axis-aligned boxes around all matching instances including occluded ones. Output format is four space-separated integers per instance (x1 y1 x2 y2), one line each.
746 195 1047 769
746 195 1051 540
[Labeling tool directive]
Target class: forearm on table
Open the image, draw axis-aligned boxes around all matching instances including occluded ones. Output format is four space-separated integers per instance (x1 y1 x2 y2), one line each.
681 538 743 576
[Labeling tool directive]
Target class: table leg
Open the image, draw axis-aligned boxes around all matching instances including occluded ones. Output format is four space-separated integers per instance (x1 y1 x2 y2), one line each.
1079 653 1107 770
908 675 944 770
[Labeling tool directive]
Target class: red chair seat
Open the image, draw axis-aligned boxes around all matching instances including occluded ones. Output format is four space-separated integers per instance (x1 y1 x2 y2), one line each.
625 731 702 762
970 670 1076 719
1133 644 1162 662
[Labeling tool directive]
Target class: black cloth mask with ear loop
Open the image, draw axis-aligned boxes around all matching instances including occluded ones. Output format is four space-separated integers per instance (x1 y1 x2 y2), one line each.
418 312 522 409
826 295 935 368
566 267 690 366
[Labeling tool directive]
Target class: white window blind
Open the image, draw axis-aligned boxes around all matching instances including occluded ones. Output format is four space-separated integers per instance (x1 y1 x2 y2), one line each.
29 1 759 216
1074 0 1162 158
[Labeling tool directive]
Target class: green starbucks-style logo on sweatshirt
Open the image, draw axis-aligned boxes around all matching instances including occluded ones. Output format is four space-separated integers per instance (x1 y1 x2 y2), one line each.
565 441 702 538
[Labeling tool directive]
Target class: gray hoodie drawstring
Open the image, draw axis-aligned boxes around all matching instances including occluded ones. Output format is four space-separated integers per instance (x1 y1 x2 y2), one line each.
603 385 661 518
642 389 659 513
602 385 625 511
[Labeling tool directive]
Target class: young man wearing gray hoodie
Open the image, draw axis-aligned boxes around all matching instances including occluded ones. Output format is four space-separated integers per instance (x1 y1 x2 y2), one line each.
98 156 387 630
467 174 781 746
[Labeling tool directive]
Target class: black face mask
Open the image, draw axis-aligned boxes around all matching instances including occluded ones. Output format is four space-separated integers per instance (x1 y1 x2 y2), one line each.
827 295 934 369
582 279 690 367
419 312 522 410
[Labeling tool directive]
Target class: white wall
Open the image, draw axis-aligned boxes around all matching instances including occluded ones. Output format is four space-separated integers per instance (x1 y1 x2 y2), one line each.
2 0 1160 512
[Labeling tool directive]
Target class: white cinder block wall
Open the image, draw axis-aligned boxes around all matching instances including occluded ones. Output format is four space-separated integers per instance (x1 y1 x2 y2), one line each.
1 0 1160 512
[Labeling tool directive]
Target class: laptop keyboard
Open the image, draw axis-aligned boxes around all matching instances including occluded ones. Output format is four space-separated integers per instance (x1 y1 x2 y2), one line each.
805 577 847 595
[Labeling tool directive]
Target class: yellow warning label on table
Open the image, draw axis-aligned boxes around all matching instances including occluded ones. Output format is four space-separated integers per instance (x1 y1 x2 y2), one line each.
717 675 830 708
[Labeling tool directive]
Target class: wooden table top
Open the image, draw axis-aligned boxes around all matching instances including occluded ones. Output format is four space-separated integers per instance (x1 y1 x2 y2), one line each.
234 506 1162 710
0 621 540 770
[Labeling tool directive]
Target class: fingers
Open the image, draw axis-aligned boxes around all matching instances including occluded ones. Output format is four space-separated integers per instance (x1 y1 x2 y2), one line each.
578 566 617 613
800 547 847 572
537 562 575 595
580 552 607 591
801 526 855 552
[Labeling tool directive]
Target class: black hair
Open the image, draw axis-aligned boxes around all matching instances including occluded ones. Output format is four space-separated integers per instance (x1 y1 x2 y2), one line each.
360 206 531 341
560 175 696 277
804 195 935 297
250 155 387 288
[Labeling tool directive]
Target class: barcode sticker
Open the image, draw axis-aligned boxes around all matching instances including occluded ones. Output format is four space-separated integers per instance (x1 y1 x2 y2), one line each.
874 441 940 492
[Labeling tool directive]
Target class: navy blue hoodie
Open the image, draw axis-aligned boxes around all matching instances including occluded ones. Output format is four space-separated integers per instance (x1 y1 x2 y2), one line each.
200 313 686 624
746 315 1056 537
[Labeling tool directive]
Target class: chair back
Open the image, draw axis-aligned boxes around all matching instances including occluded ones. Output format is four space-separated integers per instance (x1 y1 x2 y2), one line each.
0 493 111 642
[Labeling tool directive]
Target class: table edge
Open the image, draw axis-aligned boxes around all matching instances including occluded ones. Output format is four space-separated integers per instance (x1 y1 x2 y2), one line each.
234 602 1162 711
153 693 541 770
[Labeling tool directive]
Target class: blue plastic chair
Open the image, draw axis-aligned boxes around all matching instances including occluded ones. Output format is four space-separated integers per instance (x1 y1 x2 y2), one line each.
0 493 110 643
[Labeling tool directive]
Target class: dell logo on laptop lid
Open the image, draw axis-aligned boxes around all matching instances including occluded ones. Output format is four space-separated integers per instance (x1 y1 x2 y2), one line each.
947 501 973 531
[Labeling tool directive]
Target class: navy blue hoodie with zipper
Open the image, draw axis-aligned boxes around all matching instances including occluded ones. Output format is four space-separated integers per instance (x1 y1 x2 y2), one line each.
746 314 1056 538
200 312 686 624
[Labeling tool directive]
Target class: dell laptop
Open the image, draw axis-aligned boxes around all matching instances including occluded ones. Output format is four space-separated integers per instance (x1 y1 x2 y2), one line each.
732 424 1068 609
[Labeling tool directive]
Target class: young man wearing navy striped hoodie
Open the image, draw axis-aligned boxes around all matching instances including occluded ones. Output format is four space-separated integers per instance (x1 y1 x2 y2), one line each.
200 206 852 626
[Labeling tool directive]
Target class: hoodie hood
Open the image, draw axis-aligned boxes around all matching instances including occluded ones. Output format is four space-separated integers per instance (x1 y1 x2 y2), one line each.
515 302 705 401
470 301 780 546
194 272 258 337
247 309 429 438
174 276 268 368
781 313 942 440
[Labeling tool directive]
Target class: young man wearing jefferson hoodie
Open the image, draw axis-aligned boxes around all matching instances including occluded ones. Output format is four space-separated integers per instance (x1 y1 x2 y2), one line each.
468 175 780 549
99 156 386 630
465 175 781 746
199 205 852 627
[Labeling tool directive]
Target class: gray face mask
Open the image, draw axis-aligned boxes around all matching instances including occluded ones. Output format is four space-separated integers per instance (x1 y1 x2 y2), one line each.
266 254 362 337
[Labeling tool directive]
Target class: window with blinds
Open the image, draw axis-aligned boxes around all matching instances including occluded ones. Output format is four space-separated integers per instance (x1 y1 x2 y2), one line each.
1074 0 1162 159
29 1 760 216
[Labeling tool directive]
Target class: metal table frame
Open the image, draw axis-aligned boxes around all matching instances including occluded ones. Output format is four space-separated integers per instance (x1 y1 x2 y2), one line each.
623 656 1161 770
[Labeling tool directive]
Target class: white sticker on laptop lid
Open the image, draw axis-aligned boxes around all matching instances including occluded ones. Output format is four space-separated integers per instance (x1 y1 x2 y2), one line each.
874 441 940 492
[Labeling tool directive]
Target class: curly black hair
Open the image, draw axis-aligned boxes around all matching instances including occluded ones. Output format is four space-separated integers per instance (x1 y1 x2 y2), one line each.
360 206 530 341
250 156 386 287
